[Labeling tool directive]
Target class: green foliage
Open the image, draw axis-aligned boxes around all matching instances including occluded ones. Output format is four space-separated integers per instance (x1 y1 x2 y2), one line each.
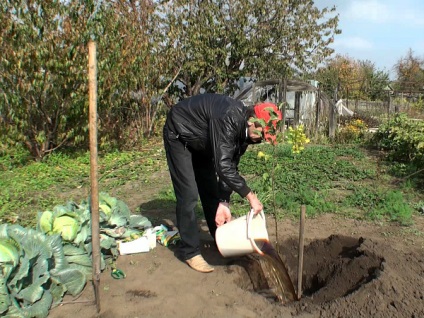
411 96 424 111
1 0 91 159
315 56 390 101
286 124 311 153
0 224 86 317
0 148 165 227
372 113 424 166
0 191 152 317
343 187 383 210
1 0 341 157
237 144 418 225
388 162 418 178
359 190 412 226
343 188 413 225
37 194 151 254
0 144 32 170
157 0 340 97
1 1 170 159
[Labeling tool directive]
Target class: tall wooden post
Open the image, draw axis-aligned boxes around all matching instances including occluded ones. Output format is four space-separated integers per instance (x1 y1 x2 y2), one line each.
294 92 301 127
282 78 287 132
329 81 339 139
314 89 321 137
88 40 101 313
278 78 286 139
346 88 349 110
297 205 306 300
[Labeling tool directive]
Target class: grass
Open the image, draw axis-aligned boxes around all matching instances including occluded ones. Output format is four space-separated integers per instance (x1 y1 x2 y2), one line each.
1 139 423 228
0 138 166 227
233 143 423 225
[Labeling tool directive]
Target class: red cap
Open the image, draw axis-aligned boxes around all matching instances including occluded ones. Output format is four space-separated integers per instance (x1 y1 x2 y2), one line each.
254 102 282 143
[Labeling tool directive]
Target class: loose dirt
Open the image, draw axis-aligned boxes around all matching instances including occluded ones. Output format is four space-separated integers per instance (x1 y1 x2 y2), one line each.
49 171 424 318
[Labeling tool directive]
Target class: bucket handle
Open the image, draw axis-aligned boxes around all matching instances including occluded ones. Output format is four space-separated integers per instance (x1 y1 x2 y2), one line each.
247 209 265 256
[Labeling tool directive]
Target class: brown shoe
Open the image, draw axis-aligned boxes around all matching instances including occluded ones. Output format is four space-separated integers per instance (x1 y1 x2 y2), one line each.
186 255 214 273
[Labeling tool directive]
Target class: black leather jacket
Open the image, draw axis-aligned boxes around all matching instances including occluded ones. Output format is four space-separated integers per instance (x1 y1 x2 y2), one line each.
166 93 252 201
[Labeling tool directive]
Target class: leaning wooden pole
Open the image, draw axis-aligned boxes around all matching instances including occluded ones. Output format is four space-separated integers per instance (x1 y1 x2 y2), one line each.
297 205 306 300
88 40 101 313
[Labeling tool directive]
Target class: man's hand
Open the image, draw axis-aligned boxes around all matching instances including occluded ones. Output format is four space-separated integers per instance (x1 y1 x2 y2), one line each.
215 202 231 227
246 191 263 214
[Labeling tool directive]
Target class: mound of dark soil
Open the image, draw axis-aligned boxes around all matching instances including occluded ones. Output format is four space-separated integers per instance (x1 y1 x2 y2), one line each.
251 235 424 318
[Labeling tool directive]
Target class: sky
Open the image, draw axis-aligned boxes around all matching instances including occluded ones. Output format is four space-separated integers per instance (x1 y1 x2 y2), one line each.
314 0 424 79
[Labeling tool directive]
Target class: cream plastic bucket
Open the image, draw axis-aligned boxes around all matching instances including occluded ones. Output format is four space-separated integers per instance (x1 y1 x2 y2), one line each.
216 210 269 257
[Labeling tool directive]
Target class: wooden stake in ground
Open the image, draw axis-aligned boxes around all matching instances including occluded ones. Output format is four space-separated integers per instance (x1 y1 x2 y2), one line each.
88 40 101 313
297 205 306 300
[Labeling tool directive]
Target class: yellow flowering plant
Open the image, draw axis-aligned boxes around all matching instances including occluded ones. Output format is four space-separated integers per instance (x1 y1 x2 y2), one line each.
286 124 310 154
337 118 368 143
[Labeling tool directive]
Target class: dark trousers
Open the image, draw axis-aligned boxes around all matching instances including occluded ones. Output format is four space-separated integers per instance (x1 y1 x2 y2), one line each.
163 124 219 260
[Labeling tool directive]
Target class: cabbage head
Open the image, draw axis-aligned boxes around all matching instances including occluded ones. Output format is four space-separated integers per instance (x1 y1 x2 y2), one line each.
0 239 20 279
52 216 79 242
37 210 53 234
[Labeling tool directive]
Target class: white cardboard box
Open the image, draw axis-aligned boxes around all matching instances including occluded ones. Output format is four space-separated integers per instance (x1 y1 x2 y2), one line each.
118 237 150 255
118 229 156 255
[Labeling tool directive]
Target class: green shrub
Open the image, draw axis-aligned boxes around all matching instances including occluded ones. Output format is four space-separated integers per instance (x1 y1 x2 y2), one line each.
372 114 424 167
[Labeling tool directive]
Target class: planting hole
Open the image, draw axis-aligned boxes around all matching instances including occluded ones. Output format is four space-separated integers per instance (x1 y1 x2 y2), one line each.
235 235 384 305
